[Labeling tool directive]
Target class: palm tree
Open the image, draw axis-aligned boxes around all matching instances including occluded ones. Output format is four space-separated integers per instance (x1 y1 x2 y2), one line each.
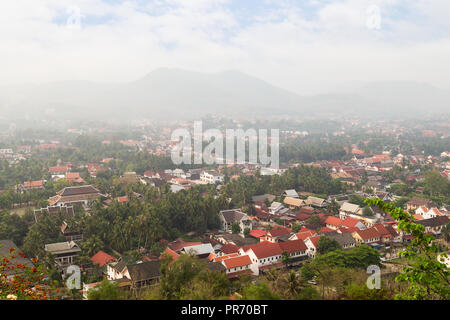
286 270 300 297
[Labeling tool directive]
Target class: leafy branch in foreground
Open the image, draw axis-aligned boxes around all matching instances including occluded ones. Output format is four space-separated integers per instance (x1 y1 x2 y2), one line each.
365 198 449 300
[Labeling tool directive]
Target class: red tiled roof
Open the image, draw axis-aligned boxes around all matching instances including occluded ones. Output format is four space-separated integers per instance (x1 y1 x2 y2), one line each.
116 196 129 203
354 227 381 240
214 253 240 262
160 247 180 262
338 226 359 234
295 230 316 240
208 252 216 261
267 227 291 238
223 255 252 269
429 208 444 216
384 225 399 238
319 227 335 234
373 224 392 238
278 239 307 253
340 217 360 228
220 243 240 254
249 229 266 238
307 235 321 248
66 172 80 179
295 213 311 221
246 242 283 259
299 207 315 215
325 216 342 227
24 180 44 188
49 166 69 173
90 250 117 267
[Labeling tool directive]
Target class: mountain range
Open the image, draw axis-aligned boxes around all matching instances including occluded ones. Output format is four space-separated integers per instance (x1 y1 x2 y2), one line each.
0 68 448 122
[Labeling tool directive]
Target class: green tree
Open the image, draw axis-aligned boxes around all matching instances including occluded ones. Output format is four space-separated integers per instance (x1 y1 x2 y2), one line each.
87 280 123 300
423 171 449 197
291 222 301 233
366 198 449 300
231 221 241 234
306 215 322 230
362 206 374 217
317 236 341 254
296 286 321 300
241 282 281 300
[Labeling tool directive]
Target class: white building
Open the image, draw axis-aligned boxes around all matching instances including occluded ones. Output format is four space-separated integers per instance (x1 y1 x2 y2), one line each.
200 171 224 184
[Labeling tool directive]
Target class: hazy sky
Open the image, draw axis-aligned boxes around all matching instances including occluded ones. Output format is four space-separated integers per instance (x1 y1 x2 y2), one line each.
1 0 450 95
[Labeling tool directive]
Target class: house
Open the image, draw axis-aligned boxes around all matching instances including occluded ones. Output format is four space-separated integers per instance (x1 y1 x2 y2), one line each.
48 185 102 207
319 227 336 234
264 226 292 243
416 216 450 236
278 239 308 265
21 180 45 191
126 261 162 289
219 209 253 234
351 227 381 245
49 166 70 179
241 242 284 276
306 196 327 208
304 236 321 258
269 202 284 215
216 234 259 247
283 189 299 198
372 224 398 243
90 250 117 268
221 255 253 278
107 260 127 280
160 247 180 263
200 171 224 184
406 197 436 211
60 221 83 242
339 202 361 219
65 172 84 184
107 260 161 289
218 243 240 256
107 260 162 289
340 217 366 230
167 238 202 252
289 227 317 241
283 197 306 209
44 241 81 267
323 232 356 249
180 243 214 259
325 216 343 230
423 208 446 219
33 205 74 223
248 229 267 240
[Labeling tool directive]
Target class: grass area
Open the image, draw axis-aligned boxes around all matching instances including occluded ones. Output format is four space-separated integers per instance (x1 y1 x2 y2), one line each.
181 234 203 242
8 206 34 216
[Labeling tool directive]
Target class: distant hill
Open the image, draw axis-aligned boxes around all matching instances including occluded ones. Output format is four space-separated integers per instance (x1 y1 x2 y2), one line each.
0 68 448 122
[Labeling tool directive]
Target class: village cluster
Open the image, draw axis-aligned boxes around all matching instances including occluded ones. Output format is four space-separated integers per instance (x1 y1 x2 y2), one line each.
1 117 449 299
